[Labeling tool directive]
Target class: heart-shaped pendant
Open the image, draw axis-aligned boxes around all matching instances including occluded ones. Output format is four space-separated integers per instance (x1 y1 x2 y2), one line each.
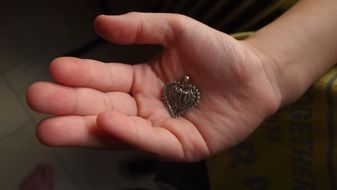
163 75 200 118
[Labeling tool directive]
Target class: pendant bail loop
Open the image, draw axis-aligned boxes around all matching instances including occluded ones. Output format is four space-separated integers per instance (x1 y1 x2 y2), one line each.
182 75 190 84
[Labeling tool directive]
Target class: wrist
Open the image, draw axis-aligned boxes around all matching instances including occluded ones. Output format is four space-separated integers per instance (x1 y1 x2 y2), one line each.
243 31 333 107
240 36 289 108
240 0 337 108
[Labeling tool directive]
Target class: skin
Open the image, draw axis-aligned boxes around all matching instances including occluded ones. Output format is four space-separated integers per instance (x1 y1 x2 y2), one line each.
26 0 337 162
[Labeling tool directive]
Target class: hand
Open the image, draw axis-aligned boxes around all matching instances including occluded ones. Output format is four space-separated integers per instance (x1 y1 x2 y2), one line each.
27 13 281 162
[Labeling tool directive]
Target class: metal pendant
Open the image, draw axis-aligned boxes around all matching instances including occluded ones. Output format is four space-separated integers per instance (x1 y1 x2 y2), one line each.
163 75 200 118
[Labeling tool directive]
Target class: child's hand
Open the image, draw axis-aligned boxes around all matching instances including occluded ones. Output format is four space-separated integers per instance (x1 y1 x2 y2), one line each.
27 13 281 162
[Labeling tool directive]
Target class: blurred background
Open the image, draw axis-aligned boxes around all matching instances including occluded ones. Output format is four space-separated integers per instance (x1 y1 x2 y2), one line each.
0 0 297 189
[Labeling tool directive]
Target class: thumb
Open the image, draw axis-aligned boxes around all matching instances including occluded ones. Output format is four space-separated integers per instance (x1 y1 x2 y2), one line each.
94 12 185 45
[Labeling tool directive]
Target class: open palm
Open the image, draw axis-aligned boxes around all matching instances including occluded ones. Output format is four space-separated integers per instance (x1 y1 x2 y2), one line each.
27 13 281 162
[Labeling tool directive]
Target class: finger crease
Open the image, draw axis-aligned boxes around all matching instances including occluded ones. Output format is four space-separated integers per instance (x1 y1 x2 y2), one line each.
84 60 94 87
103 93 113 111
107 64 116 90
130 67 140 116
72 88 79 114
134 17 144 43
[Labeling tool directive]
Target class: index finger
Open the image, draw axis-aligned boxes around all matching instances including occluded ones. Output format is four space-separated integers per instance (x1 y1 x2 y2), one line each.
50 57 134 92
